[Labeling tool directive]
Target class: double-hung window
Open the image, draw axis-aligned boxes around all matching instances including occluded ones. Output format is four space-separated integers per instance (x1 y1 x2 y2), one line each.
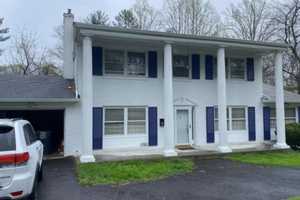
104 108 125 135
127 52 146 76
214 107 229 131
228 58 246 80
214 107 246 131
285 108 297 124
270 108 296 129
173 55 190 78
104 49 146 76
104 107 146 136
270 108 276 129
231 107 246 130
104 50 125 75
128 108 146 134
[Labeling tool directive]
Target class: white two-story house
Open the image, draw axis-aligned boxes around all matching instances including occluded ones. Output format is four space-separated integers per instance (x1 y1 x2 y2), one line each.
0 10 299 162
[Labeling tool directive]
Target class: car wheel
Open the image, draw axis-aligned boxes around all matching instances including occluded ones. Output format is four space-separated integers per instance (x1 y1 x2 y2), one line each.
27 173 39 200
38 163 43 182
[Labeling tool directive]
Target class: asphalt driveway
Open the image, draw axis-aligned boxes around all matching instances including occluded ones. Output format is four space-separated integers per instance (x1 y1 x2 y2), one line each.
38 157 300 200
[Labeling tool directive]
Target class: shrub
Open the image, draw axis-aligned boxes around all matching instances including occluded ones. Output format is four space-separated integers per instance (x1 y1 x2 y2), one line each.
286 123 300 150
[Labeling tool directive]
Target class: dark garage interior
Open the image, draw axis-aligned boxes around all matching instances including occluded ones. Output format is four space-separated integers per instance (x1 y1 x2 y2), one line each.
0 110 64 155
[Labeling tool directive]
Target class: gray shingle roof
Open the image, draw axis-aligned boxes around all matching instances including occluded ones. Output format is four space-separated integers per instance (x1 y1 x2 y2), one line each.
263 84 300 103
0 75 76 100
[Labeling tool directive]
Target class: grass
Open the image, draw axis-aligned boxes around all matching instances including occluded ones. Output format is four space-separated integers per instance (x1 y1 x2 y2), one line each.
225 150 300 168
288 197 300 200
77 158 194 186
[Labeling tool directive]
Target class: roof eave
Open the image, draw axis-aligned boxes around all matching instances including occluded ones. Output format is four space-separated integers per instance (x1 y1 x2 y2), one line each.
0 98 79 103
74 22 288 51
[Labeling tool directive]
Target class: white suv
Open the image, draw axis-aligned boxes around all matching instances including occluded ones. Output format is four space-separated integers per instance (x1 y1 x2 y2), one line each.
0 119 43 200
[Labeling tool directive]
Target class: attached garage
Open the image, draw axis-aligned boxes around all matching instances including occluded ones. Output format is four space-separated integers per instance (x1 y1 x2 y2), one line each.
0 75 78 156
0 110 64 155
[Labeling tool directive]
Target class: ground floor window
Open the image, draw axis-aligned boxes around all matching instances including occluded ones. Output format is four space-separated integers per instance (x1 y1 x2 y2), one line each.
214 106 247 131
270 107 297 129
104 107 146 136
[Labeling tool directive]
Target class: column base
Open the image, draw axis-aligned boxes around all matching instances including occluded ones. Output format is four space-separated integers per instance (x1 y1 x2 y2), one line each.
217 146 232 153
273 143 290 149
80 155 96 163
163 149 178 157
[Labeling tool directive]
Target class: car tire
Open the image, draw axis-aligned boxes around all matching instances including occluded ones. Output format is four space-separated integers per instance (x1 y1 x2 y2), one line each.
27 172 39 200
38 162 43 182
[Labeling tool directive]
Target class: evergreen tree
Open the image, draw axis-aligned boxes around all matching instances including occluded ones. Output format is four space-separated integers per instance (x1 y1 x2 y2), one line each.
114 9 138 29
0 18 9 56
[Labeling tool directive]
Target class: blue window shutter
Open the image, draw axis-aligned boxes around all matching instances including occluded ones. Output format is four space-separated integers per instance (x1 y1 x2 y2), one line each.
205 55 213 80
92 47 103 76
206 107 215 143
247 58 254 81
263 106 271 140
148 107 158 146
192 54 200 79
93 107 103 149
248 107 256 141
148 51 158 78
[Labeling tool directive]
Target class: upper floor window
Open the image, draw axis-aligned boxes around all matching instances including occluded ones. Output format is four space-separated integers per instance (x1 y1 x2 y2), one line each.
228 58 246 79
127 52 146 76
104 49 146 76
213 57 246 80
104 49 125 75
173 55 190 78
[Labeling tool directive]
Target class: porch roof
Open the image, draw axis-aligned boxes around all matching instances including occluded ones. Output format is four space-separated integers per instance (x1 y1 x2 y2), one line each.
263 84 300 103
75 22 288 53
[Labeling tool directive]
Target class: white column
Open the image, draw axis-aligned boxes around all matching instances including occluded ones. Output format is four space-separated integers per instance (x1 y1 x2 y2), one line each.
217 47 232 153
63 9 74 79
274 52 289 149
80 36 96 163
163 43 177 157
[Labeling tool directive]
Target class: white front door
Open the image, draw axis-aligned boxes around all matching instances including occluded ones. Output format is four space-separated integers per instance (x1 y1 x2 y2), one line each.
175 107 192 145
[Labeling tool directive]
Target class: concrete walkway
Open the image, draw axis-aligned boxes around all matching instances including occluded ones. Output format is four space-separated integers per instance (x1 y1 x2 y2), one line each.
38 157 300 200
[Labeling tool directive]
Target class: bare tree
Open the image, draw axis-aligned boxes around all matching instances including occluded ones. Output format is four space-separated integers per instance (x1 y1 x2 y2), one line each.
0 18 9 56
163 0 221 36
113 9 138 29
224 0 276 41
48 25 63 68
272 0 300 93
8 30 60 75
132 0 162 30
84 10 110 25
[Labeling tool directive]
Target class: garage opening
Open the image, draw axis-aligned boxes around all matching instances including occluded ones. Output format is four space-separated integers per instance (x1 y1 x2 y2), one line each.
0 110 64 156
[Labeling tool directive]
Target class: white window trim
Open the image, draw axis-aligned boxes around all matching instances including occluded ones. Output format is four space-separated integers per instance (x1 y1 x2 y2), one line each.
103 107 125 136
173 54 192 79
103 106 148 138
214 106 248 132
103 48 148 78
230 107 248 131
227 57 247 80
213 57 247 80
270 107 297 129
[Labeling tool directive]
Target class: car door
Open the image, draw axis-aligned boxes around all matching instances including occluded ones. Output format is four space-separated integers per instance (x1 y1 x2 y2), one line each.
23 124 42 173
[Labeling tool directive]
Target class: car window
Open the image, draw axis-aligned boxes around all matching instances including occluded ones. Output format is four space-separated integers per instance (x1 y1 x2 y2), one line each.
23 124 37 145
0 126 16 151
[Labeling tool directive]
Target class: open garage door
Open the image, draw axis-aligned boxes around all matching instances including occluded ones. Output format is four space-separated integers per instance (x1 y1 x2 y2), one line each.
0 110 64 156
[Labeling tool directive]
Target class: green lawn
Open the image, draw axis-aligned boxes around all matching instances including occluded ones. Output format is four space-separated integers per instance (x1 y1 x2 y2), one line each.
77 158 194 185
225 150 300 168
288 197 300 200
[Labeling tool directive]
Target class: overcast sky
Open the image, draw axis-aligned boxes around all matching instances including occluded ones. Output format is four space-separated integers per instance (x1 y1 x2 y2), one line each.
0 0 239 64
